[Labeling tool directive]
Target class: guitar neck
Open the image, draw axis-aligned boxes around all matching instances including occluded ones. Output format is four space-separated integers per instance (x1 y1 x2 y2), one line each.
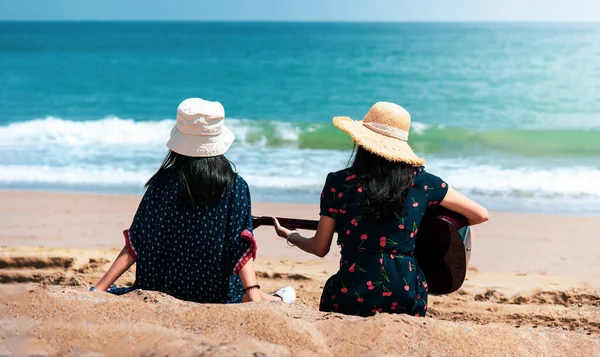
252 216 319 230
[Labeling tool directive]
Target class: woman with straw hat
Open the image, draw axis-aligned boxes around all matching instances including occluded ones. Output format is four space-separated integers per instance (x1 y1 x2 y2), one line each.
272 102 488 317
92 98 295 304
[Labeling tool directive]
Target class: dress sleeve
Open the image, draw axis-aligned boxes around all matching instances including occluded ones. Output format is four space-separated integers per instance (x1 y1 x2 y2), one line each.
421 169 449 206
224 176 257 275
123 188 154 261
319 173 340 219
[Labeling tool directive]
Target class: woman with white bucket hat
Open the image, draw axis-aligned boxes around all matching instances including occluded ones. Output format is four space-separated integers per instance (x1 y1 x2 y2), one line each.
92 98 295 304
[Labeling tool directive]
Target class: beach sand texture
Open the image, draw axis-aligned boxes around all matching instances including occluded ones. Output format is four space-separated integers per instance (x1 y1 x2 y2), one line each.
1 191 600 356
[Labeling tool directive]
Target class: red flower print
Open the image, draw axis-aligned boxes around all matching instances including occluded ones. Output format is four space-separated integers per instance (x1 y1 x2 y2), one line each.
415 313 420 317
422 282 428 289
331 295 336 300
410 231 415 238
360 234 368 240
328 208 339 213
341 287 348 293
339 209 346 214
372 308 383 313
441 182 447 188
333 304 339 310
357 297 364 303
382 291 393 297
346 174 356 181
379 258 383 264
379 237 386 247
391 302 398 306
351 219 358 226
424 185 428 190
398 224 405 229
413 171 417 175
368 286 375 290
338 192 343 198
357 186 363 193
411 198 419 207
432 200 438 205
409 262 413 271
366 281 373 286
348 264 355 272
346 229 351 235
331 188 336 192
403 278 410 291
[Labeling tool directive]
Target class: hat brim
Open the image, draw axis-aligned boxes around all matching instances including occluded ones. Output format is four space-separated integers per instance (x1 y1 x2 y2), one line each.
166 125 235 157
333 116 425 166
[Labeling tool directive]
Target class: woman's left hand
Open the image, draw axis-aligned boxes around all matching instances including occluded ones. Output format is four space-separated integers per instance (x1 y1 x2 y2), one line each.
271 217 292 239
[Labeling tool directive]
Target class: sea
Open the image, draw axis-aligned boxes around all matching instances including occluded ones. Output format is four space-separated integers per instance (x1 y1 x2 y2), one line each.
1 22 599 214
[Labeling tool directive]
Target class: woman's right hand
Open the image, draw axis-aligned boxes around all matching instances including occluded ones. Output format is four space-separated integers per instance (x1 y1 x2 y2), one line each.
272 217 292 239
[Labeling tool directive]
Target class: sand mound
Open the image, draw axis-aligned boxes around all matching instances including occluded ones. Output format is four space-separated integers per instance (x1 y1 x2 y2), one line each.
2 244 600 356
1 284 599 357
0 256 75 269
474 288 600 307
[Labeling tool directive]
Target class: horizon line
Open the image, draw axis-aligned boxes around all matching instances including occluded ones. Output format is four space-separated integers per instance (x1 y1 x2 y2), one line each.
1 19 599 24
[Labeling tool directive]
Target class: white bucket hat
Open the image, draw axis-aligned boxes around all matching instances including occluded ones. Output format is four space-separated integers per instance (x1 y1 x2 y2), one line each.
166 98 235 157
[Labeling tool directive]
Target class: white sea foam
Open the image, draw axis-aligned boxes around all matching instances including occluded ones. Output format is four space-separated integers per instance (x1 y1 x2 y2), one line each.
1 161 599 199
0 116 308 148
1 117 599 212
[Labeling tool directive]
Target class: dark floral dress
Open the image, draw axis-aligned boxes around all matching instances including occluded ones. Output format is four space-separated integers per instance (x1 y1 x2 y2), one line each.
123 173 256 304
319 166 448 317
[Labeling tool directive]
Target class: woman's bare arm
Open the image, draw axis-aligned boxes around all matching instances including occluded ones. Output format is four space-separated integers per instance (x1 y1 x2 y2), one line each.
237 258 262 302
440 187 490 225
94 246 136 291
273 216 336 257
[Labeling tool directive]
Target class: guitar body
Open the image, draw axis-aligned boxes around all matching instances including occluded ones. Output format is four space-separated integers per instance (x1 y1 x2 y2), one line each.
252 207 471 295
413 206 471 295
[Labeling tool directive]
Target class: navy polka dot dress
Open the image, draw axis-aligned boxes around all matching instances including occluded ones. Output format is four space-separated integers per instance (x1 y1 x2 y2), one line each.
123 173 256 304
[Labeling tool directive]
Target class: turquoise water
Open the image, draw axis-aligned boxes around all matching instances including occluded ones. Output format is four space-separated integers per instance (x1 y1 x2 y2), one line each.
1 22 599 213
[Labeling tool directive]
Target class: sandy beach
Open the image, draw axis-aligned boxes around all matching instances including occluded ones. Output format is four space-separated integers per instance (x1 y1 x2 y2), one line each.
1 191 600 356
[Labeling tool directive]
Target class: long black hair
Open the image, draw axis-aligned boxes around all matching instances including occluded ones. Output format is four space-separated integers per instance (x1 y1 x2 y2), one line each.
351 145 416 220
146 150 236 208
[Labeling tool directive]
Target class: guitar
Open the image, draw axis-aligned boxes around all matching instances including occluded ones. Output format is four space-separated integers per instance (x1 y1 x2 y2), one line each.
251 206 471 295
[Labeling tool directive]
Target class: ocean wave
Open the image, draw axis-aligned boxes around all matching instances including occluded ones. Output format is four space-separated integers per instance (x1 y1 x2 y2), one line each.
0 164 327 193
1 163 599 200
1 116 600 157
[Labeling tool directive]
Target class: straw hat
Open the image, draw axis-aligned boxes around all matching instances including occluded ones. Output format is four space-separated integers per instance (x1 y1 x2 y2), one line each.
333 102 425 166
166 98 235 157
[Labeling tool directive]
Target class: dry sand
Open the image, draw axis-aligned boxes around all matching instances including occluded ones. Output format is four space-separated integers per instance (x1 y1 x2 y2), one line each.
1 191 600 356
